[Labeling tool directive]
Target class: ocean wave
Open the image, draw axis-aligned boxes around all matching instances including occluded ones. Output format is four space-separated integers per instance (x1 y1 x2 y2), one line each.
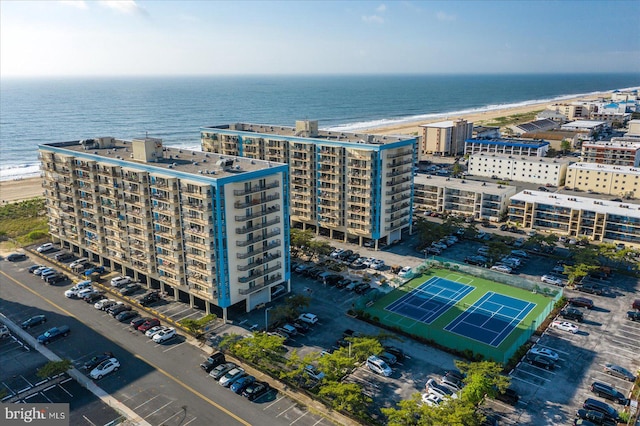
324 87 640 132
0 164 41 181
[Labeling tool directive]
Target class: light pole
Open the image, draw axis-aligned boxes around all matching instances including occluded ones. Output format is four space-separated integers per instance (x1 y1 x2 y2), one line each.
265 307 273 332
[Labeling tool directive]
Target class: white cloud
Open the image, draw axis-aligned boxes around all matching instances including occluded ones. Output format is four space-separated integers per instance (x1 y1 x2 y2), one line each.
99 0 144 15
376 4 387 13
436 11 456 22
59 1 88 9
362 15 384 24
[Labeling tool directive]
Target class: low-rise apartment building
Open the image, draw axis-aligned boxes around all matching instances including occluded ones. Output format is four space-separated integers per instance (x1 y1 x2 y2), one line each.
40 137 290 316
508 190 640 248
560 120 607 137
564 163 640 198
467 153 569 186
201 120 416 248
581 140 640 167
419 119 473 158
413 175 516 221
464 139 549 157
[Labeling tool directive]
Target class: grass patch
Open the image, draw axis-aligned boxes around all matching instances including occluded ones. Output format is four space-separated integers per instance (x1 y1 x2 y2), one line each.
0 198 49 245
480 110 544 127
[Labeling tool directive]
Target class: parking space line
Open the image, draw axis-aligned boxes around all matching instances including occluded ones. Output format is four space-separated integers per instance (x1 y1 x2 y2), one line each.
312 418 325 426
532 344 570 356
144 401 173 419
264 395 285 410
603 341 638 355
182 417 198 426
162 342 185 352
82 415 97 426
177 311 200 321
58 384 73 397
134 394 160 409
276 403 297 418
290 411 308 425
510 376 542 387
158 408 186 425
169 307 192 318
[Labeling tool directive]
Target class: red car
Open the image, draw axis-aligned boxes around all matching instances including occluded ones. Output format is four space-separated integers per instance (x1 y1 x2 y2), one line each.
137 318 160 332
569 297 594 309
632 299 640 310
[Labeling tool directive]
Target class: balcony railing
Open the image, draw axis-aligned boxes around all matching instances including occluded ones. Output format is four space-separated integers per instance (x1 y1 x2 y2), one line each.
234 193 279 209
237 251 282 272
236 229 281 248
386 150 413 159
233 180 279 196
238 262 282 283
235 217 280 235
235 205 280 222
236 240 281 259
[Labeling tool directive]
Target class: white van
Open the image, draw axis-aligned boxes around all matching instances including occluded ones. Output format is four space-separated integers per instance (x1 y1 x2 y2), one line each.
70 258 88 269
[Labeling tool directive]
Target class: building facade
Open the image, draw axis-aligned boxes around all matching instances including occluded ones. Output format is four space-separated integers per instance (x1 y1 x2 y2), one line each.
414 175 516 221
40 137 290 317
467 153 569 186
581 141 640 167
419 119 473 158
560 120 607 136
464 139 549 157
564 163 640 198
201 120 417 248
508 190 640 247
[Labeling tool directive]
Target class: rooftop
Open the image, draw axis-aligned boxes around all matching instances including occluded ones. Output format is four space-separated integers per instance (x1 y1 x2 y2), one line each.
470 153 573 164
512 190 640 217
568 162 640 175
202 122 412 146
520 130 580 141
40 138 285 179
584 140 640 149
465 138 550 149
560 120 607 129
414 174 515 195
419 120 468 129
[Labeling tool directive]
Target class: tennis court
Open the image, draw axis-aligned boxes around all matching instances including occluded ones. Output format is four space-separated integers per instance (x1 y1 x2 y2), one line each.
384 276 475 325
444 292 535 347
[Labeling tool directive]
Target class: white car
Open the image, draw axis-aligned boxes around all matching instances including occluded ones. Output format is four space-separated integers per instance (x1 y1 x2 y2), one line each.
490 264 513 274
64 283 93 298
89 357 120 380
366 355 392 377
219 367 245 387
529 347 559 362
425 378 457 399
69 257 88 269
398 266 413 279
541 275 563 286
145 326 167 338
421 392 443 407
95 299 118 310
370 259 385 270
36 243 54 253
330 249 344 259
297 313 318 325
477 247 489 255
152 327 176 343
110 276 132 288
363 258 375 267
432 242 447 250
551 320 579 334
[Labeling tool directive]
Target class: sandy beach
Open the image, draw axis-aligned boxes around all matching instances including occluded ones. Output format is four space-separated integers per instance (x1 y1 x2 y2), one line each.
0 93 610 205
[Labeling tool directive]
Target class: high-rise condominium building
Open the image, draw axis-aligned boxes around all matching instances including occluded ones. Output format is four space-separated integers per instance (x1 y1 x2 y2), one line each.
40 137 289 317
200 120 417 249
419 119 473 158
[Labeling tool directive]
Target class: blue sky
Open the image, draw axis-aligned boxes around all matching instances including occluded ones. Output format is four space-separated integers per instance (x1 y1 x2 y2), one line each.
2 0 639 76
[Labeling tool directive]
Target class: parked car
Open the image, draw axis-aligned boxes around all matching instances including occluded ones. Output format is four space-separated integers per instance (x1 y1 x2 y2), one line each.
422 393 444 407
89 357 120 380
28 264 45 273
304 365 325 381
575 409 617 426
441 370 465 390
529 347 560 362
83 293 106 304
95 299 117 310
370 259 385 270
231 375 256 394
145 326 168 338
130 317 148 330
116 311 138 322
209 362 236 380
84 266 106 276
330 248 345 259
526 354 555 370
298 313 318 325
69 257 88 269
64 280 93 298
627 311 640 321
495 387 519 405
366 355 392 377
119 283 142 296
37 326 70 345
137 318 161 332
511 249 528 258
46 273 69 284
582 399 620 422
398 266 413 278
21 315 47 329
490 264 513 274
383 346 405 362
577 283 604 296
108 304 132 317
200 352 226 372
551 320 579 334
603 364 636 382
54 252 74 262
632 299 640 310
426 378 456 399
152 327 177 343
83 352 115 371
560 307 584 322
541 275 563 286
110 276 132 288
569 297 594 309
139 291 161 307
0 325 9 339
379 351 397 366
6 253 27 262
590 382 627 405
242 381 271 401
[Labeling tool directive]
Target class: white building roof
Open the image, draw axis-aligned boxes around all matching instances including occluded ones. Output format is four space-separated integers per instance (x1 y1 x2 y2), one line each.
584 140 640 149
420 120 455 128
561 120 607 129
414 174 515 195
470 153 573 164
511 190 640 217
568 162 640 175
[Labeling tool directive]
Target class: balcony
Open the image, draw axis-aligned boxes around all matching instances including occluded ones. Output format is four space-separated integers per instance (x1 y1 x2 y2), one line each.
387 157 413 167
238 262 282 283
386 176 411 187
233 180 279 196
386 150 413 159
235 217 280 235
236 229 281 248
235 205 280 222
234 193 279 209
385 218 410 231
236 240 281 259
385 203 410 214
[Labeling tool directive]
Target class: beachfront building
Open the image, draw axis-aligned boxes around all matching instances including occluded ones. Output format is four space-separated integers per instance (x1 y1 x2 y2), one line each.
611 90 639 103
201 120 417 248
418 119 473 158
463 138 550 157
565 163 640 198
414 175 516 222
39 137 290 317
548 102 594 121
508 190 640 248
560 120 607 137
580 140 640 167
509 119 559 136
472 126 501 139
467 153 570 186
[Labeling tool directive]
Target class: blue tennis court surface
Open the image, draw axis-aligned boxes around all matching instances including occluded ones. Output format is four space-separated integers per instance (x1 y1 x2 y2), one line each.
385 277 475 325
444 292 535 347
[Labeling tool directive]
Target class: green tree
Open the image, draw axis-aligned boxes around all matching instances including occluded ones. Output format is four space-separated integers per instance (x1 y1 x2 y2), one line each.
452 163 463 177
221 332 286 365
281 349 321 386
564 263 598 285
308 239 333 258
269 294 311 325
180 313 217 336
455 360 509 406
382 393 424 426
560 140 572 154
290 228 314 257
36 359 72 379
346 336 383 363
486 241 511 264
317 350 356 381
317 381 371 414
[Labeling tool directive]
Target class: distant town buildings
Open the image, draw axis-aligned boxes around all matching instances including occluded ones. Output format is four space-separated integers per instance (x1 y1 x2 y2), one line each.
40 137 290 317
509 118 558 136
419 119 473 158
200 120 417 248
560 120 607 137
565 163 640 198
464 138 550 157
508 190 640 248
413 175 516 221
467 153 569 186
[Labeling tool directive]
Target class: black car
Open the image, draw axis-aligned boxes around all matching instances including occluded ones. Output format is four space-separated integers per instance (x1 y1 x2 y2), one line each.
116 311 138 322
383 346 405 362
582 398 620 421
335 279 351 289
569 297 594 309
84 293 106 304
139 292 160 307
21 315 47 329
28 264 45 273
46 273 69 284
108 304 132 317
200 352 226 372
560 307 584 322
627 311 640 321
83 352 115 371
575 409 617 426
323 274 342 286
495 387 519 405
6 253 27 262
130 317 149 330
337 250 353 260
354 283 371 294
527 354 554 370
590 382 627 405
54 252 74 262
37 326 70 345
345 253 360 263
577 283 604 295
292 321 309 334
242 381 271 401
119 283 141 296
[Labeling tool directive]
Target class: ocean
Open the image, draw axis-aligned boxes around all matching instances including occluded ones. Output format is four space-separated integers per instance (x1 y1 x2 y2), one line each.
1 73 638 181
